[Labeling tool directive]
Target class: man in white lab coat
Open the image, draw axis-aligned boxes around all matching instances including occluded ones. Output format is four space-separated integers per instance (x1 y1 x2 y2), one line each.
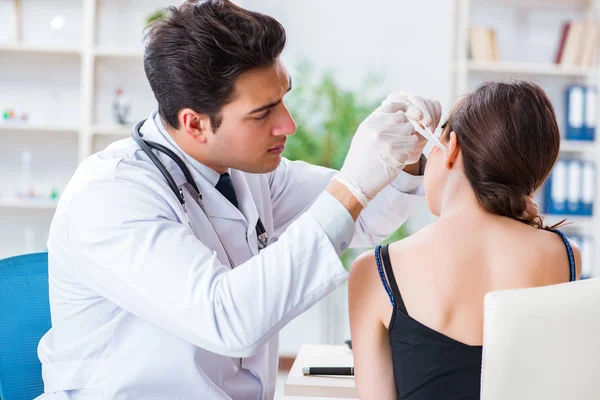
37 1 441 399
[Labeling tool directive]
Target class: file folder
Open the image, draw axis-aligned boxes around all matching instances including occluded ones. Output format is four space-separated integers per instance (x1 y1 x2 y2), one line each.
566 85 586 140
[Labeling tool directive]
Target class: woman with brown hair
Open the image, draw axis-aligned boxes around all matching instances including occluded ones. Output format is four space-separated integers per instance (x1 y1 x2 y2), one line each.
348 80 582 400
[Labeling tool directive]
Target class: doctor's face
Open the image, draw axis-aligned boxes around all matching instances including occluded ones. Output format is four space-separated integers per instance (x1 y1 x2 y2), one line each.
207 59 297 173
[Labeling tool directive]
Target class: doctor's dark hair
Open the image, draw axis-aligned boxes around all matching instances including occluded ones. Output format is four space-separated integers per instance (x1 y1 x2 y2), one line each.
444 80 560 228
143 0 286 130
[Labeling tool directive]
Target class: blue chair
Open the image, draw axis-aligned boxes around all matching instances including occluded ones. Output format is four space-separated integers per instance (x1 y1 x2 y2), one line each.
0 252 50 400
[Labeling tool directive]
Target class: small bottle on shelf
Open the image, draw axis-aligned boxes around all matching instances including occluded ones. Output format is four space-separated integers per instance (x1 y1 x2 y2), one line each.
18 150 34 198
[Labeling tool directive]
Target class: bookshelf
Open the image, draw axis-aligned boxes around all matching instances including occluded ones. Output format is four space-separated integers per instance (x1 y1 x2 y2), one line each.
491 0 592 9
0 197 58 210
0 0 168 259
451 0 600 278
465 60 595 77
0 42 81 56
94 47 144 59
0 123 79 135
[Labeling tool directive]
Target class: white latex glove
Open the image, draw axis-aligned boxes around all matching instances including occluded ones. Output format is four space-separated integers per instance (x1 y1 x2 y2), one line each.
382 92 442 164
334 103 419 207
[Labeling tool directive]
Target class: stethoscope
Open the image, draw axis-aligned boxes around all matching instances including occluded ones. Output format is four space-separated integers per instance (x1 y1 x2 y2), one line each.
132 120 271 260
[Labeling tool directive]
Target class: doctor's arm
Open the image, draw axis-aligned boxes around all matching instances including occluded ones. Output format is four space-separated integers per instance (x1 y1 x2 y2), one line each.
67 175 350 359
271 92 439 247
269 157 425 248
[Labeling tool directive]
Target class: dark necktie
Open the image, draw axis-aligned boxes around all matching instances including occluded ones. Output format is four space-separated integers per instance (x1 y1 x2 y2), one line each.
215 172 239 210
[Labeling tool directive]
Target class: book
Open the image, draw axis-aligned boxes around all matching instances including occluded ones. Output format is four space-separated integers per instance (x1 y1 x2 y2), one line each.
580 21 596 67
469 27 498 62
555 22 571 64
560 21 584 66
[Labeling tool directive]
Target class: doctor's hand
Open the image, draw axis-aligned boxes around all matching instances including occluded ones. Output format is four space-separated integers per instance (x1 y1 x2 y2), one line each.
382 92 442 164
333 103 420 208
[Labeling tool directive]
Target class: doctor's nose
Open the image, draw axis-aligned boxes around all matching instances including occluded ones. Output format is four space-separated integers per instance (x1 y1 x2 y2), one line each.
271 105 296 136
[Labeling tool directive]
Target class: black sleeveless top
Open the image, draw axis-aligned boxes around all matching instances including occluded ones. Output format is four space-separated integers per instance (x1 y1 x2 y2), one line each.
375 229 576 400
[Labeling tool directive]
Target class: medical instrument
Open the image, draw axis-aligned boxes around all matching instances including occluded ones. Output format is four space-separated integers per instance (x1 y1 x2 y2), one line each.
410 120 446 151
302 367 354 376
132 120 271 253
335 101 424 207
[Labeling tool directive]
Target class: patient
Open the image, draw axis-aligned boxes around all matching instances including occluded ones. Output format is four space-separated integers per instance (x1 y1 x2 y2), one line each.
348 81 582 400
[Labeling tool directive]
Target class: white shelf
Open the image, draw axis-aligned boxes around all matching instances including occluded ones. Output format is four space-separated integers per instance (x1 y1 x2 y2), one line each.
0 42 81 56
94 47 143 59
0 197 58 210
489 0 591 9
92 124 132 136
560 140 596 153
465 61 596 77
0 124 79 135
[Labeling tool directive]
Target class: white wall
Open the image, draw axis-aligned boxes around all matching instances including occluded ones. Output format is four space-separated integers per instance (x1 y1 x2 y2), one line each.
246 0 454 109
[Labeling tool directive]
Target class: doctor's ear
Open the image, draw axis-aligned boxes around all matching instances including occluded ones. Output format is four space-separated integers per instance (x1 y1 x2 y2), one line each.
178 108 213 143
445 131 460 169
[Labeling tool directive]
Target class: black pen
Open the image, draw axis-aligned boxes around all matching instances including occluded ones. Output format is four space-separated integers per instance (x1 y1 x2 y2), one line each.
302 367 354 376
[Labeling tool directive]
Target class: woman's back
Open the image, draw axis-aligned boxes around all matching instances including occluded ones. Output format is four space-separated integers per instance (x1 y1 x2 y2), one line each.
349 81 582 400
359 212 580 400
387 213 579 348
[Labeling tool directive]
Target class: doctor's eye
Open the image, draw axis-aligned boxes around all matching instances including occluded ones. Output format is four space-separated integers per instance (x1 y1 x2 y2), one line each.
254 109 271 121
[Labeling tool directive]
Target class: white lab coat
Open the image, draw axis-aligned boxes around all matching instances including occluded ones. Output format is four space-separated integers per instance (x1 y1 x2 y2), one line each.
37 110 424 399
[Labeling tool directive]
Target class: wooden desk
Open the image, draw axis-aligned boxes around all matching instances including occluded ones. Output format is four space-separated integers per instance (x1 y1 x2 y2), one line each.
284 345 357 399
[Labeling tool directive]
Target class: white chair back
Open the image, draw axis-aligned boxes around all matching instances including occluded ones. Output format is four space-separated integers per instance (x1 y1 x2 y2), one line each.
481 278 600 400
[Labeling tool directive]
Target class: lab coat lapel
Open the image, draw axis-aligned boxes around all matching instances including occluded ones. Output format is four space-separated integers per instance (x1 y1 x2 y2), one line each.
230 169 260 255
138 114 244 222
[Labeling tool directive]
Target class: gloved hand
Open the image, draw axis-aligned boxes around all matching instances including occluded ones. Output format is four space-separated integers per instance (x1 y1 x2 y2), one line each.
382 92 442 164
334 103 419 207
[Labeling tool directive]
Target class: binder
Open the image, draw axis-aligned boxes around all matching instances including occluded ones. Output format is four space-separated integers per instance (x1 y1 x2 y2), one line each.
581 161 594 216
584 86 597 141
565 85 586 140
567 160 582 214
544 160 568 214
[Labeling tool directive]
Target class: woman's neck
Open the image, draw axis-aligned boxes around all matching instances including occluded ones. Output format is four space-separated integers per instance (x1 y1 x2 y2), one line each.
438 177 487 221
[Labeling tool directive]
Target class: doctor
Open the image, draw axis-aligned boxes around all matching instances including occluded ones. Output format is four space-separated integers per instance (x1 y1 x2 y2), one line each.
37 1 441 399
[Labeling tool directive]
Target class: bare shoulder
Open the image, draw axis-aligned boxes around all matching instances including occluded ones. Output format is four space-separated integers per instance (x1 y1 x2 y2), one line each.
348 250 380 294
349 227 433 288
348 249 393 321
532 228 582 282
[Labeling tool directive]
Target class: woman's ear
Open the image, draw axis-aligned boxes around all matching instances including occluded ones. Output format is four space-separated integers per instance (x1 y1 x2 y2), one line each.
445 131 460 169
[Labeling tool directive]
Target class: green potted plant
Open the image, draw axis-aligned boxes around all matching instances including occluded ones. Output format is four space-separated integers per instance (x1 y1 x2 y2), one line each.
283 61 408 268
146 9 166 26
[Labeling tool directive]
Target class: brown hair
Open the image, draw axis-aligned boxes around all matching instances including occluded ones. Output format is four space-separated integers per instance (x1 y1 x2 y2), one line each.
143 0 286 130
444 80 560 228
